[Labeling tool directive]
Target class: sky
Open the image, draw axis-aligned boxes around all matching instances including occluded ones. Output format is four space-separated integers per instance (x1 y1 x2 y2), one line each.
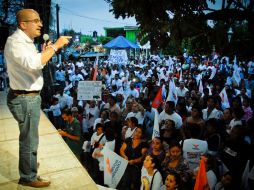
53 0 223 36
53 0 137 36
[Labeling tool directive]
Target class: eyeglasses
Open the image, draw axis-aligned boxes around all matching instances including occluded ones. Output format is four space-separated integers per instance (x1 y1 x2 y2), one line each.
22 19 43 24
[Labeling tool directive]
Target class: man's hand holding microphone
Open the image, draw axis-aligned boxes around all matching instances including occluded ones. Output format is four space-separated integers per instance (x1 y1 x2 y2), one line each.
41 35 72 65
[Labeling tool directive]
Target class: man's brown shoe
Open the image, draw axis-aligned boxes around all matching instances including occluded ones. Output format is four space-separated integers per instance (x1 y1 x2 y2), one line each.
18 178 51 188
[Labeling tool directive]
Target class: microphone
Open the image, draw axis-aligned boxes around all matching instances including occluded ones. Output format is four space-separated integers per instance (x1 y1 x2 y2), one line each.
43 34 50 43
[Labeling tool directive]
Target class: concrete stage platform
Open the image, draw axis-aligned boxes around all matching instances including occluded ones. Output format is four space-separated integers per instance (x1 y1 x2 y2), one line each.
0 91 98 190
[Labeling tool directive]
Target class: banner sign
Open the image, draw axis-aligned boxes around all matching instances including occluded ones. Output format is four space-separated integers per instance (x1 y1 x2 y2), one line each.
108 49 128 66
102 147 128 188
77 81 102 100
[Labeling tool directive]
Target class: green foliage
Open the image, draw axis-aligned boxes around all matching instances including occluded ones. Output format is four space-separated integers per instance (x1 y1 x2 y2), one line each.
62 29 76 36
99 36 113 45
80 35 113 44
0 0 25 28
105 0 254 57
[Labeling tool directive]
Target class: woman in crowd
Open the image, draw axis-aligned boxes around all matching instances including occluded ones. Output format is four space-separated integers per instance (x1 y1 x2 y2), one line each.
162 142 190 184
140 154 163 190
147 137 165 164
161 119 181 146
123 116 139 140
119 127 148 190
161 171 183 190
92 127 115 185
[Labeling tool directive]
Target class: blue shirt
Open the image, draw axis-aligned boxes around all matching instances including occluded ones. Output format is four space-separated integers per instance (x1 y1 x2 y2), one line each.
55 69 65 81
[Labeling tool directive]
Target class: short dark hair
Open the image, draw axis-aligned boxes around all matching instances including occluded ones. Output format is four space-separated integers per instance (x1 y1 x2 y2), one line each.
128 117 138 126
147 154 161 171
95 123 103 130
62 108 72 116
166 101 175 108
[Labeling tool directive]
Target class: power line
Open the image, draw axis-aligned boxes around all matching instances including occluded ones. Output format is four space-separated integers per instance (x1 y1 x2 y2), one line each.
59 6 135 26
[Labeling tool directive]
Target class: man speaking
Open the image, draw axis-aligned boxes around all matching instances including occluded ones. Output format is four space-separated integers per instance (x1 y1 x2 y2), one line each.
4 9 71 188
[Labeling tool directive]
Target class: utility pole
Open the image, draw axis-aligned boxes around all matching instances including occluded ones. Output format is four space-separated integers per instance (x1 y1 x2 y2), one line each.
56 4 60 38
56 4 60 63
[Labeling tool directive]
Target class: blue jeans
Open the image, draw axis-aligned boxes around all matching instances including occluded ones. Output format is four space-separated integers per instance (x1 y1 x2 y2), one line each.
7 91 41 182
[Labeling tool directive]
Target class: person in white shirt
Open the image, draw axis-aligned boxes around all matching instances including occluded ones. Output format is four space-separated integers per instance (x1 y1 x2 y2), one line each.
124 117 139 140
140 155 163 190
43 97 62 129
176 81 189 98
54 89 71 110
111 74 123 90
93 109 110 131
104 95 122 116
4 8 70 188
90 123 107 151
110 65 119 78
227 107 245 134
126 101 144 125
159 101 183 130
76 58 84 68
181 124 208 171
202 96 222 121
84 100 99 134
69 69 84 84
127 82 139 99
54 65 66 87
92 127 115 185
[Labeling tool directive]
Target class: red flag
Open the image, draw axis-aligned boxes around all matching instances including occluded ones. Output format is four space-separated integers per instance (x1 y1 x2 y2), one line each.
92 55 99 81
194 158 210 190
151 87 163 109
92 64 98 81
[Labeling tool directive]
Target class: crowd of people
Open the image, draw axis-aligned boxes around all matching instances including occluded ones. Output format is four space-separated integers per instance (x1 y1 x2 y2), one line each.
40 53 254 190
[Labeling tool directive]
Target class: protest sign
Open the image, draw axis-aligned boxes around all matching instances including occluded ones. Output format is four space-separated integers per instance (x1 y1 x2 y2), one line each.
77 81 102 100
108 49 128 66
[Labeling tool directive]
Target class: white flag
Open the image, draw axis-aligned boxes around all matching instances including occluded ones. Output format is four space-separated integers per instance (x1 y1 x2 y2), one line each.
219 88 230 110
207 85 212 95
233 68 241 86
102 147 128 188
233 55 238 70
209 66 217 80
166 79 178 104
199 80 203 94
196 74 202 86
179 69 183 82
152 108 160 139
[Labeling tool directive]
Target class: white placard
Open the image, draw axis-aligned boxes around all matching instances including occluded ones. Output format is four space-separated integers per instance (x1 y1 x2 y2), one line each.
102 147 128 188
108 49 128 66
77 81 102 100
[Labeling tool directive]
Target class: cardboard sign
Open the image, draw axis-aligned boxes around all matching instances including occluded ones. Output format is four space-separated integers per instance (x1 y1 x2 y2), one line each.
77 81 102 100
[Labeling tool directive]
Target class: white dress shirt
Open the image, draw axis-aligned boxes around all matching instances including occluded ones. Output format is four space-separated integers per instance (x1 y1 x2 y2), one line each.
4 29 44 91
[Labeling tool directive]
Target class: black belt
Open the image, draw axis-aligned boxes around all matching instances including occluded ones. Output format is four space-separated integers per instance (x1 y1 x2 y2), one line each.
10 89 40 95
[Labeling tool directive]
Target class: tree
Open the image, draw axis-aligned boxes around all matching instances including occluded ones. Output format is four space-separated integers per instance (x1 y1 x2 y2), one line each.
105 0 254 56
0 0 24 28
